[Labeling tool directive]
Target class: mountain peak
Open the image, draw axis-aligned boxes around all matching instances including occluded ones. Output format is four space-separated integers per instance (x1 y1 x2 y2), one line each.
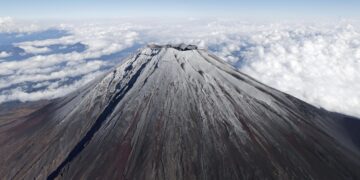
147 43 198 51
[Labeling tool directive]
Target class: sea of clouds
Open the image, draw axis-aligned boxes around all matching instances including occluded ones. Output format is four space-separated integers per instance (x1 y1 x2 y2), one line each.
0 17 359 117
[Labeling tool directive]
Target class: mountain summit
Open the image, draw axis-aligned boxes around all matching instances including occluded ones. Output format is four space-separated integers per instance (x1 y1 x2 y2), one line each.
1 44 359 180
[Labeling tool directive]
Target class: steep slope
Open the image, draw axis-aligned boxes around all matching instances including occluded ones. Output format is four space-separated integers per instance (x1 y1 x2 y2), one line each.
0 44 359 180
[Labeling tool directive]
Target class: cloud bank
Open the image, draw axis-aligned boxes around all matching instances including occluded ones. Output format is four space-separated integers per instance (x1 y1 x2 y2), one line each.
0 17 359 117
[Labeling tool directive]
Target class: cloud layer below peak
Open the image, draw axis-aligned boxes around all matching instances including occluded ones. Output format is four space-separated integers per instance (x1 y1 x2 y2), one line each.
0 17 359 117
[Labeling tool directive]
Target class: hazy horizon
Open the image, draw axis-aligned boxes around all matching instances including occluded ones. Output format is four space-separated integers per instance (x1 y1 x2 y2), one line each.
1 0 360 19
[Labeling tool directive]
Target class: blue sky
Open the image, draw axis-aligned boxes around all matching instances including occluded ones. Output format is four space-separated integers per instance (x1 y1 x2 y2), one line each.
0 0 359 19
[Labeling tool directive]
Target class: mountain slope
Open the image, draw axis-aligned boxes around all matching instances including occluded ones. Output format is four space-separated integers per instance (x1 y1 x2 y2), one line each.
0 44 359 180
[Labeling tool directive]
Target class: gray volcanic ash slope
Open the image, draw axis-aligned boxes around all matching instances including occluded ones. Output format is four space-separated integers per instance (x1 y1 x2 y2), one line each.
0 44 360 180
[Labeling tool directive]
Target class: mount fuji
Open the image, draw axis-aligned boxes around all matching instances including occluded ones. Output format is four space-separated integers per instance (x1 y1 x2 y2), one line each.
1 44 359 180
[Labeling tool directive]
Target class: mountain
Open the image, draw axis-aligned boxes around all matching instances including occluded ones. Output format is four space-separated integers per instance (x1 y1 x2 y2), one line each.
0 44 359 180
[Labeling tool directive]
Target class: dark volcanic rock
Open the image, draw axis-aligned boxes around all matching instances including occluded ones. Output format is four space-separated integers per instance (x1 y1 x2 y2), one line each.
0 44 360 180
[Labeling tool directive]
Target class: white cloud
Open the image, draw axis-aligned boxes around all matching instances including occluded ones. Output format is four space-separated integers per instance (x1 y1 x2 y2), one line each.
235 25 360 117
18 45 51 54
0 17 44 33
0 51 11 58
0 71 102 103
0 18 360 118
0 17 13 31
